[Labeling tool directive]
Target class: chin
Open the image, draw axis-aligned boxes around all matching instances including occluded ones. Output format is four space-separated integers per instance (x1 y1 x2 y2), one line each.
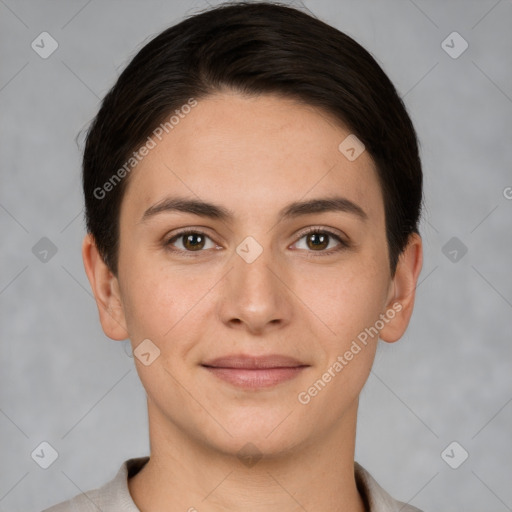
200 408 311 460
214 431 306 463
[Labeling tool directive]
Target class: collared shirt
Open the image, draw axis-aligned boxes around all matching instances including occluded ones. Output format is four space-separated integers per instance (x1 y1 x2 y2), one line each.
42 456 423 512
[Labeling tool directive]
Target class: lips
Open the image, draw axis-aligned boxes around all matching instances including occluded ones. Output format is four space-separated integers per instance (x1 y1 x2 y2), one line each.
201 354 309 389
202 354 307 369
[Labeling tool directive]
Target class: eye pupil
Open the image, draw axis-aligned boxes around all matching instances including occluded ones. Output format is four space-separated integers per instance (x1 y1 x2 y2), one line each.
307 232 329 250
184 233 204 251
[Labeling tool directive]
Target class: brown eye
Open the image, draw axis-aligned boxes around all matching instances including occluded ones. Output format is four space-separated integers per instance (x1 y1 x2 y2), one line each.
293 228 349 255
165 230 216 253
181 232 205 251
305 232 330 251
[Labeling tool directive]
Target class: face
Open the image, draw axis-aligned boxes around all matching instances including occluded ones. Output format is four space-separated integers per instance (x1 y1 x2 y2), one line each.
86 92 419 457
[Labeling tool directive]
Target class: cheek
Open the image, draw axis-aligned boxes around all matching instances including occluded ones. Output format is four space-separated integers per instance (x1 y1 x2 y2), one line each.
119 258 216 362
293 260 387 416
118 259 178 342
294 256 389 350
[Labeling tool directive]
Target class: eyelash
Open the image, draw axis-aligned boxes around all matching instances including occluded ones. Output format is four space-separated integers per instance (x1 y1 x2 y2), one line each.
164 227 350 258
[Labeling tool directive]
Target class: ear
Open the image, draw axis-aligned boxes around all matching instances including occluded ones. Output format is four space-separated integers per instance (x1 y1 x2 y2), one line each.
82 233 129 341
379 233 423 343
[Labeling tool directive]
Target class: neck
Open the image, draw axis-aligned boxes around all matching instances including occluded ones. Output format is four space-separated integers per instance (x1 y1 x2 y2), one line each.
129 399 365 512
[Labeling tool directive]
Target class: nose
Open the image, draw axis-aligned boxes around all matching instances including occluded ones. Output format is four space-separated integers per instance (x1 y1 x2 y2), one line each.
216 241 293 335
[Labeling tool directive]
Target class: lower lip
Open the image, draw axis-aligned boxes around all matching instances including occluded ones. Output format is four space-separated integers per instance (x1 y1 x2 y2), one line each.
202 366 307 389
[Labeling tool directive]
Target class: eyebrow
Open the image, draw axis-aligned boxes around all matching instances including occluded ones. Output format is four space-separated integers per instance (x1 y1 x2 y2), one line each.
141 195 368 223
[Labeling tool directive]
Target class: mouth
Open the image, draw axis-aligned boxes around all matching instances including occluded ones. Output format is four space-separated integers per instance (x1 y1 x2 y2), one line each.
201 354 310 389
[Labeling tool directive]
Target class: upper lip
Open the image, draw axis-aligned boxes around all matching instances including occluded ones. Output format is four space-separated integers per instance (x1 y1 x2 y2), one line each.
201 354 308 369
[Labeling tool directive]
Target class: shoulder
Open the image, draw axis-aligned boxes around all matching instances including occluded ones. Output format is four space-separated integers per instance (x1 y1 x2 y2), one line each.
355 462 423 512
41 457 149 512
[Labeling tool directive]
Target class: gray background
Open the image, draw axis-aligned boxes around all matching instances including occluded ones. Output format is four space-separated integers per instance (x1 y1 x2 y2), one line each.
1 0 511 511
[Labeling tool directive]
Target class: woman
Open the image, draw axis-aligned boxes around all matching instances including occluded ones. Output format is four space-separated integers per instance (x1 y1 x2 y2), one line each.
45 2 423 510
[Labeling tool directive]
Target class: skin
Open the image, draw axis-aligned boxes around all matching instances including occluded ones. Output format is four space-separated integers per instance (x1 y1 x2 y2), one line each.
83 91 422 512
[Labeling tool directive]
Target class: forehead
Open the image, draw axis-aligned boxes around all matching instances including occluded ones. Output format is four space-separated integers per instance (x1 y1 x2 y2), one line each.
121 92 384 225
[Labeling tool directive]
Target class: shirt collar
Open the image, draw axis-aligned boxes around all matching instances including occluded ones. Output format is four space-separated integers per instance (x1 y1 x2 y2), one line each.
105 457 422 512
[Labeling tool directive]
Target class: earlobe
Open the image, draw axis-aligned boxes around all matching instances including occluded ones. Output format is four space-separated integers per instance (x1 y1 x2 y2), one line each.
379 233 423 343
82 233 129 341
